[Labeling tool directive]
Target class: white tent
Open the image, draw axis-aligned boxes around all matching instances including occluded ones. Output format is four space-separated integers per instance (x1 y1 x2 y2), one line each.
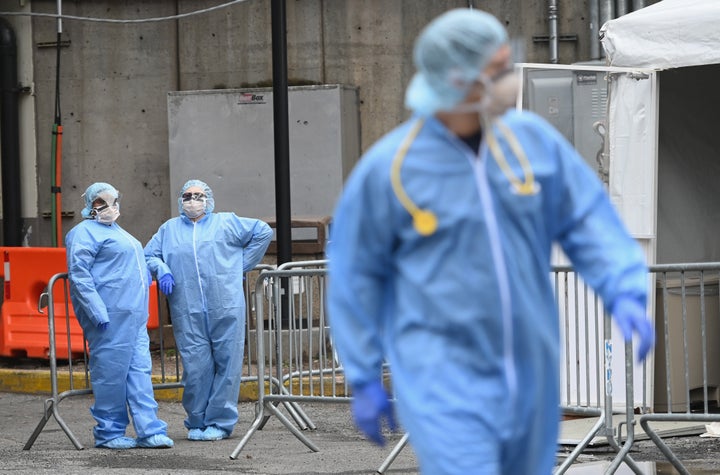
600 0 720 264
599 0 720 412
600 0 720 70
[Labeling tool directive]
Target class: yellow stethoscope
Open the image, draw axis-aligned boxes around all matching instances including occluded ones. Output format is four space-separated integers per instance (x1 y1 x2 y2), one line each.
390 118 537 236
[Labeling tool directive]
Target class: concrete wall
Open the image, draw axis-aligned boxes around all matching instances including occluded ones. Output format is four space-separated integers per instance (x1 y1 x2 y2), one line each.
4 0 658 246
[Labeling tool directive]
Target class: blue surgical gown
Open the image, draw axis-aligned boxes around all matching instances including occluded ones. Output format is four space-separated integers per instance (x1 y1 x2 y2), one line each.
66 219 168 446
327 110 647 475
144 212 272 435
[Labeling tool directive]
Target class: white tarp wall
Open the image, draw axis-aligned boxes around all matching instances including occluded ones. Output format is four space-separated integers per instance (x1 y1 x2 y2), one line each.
606 71 658 410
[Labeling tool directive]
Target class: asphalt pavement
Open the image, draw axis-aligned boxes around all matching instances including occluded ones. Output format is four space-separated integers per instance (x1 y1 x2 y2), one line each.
0 391 418 475
3 368 720 474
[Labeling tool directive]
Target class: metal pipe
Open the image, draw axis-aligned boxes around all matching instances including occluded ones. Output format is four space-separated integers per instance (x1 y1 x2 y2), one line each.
0 18 23 246
599 0 614 28
271 0 291 266
616 0 629 17
589 0 600 60
548 0 558 64
271 0 292 326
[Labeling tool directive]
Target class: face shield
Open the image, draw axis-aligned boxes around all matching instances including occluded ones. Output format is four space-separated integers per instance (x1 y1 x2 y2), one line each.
449 66 521 120
88 191 121 224
92 190 120 210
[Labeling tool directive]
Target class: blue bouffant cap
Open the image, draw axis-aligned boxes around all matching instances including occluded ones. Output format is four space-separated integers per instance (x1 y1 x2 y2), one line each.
405 9 508 116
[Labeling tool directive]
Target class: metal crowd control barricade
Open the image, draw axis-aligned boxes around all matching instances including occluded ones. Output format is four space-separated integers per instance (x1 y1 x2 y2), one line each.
552 264 640 475
233 260 720 474
23 272 177 450
233 260 642 472
556 262 720 475
232 260 354 458
23 263 278 451
637 262 720 475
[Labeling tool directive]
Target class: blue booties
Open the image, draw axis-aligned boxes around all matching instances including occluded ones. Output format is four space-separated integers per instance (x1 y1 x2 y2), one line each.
136 434 174 448
97 436 137 450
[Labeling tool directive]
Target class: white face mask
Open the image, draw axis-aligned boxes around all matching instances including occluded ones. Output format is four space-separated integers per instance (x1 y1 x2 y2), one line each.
182 199 206 219
94 203 120 225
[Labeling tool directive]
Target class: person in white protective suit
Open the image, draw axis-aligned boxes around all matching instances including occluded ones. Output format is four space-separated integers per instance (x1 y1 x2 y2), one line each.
326 8 655 475
66 182 174 450
144 179 273 441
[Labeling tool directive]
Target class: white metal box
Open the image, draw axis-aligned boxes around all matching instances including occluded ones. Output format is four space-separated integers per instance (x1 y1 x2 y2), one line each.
167 85 360 220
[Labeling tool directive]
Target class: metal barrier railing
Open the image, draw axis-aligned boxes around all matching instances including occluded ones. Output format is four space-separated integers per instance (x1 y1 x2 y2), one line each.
558 262 720 475
26 260 720 473
232 262 628 470
232 261 720 475
231 262 337 458
23 272 183 450
23 263 286 451
554 264 621 475
637 263 720 475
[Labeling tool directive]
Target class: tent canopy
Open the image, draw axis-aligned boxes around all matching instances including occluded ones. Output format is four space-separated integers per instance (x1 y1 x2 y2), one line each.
600 0 720 70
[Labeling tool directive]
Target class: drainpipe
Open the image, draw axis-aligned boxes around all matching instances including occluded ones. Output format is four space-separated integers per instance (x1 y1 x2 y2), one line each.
599 0 614 30
589 0 600 60
548 0 558 63
616 0 629 17
0 18 23 247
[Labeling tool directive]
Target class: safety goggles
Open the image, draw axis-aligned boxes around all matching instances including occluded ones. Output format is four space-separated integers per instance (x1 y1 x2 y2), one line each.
181 192 206 202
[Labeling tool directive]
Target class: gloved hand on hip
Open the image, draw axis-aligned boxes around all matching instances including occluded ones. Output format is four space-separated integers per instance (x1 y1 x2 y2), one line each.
158 273 175 295
611 295 655 362
351 379 396 446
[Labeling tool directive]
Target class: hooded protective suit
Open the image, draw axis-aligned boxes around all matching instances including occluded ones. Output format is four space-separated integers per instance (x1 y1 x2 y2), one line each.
144 180 273 435
327 110 649 474
66 183 168 447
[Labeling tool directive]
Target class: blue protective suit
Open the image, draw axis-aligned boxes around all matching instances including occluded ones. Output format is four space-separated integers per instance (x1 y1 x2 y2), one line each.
144 212 272 435
327 110 648 475
66 220 168 447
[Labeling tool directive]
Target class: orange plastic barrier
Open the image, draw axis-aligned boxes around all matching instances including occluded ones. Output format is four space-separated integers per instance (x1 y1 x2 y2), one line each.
0 247 160 359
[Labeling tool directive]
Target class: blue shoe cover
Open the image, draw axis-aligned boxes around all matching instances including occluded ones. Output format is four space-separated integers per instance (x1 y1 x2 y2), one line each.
200 426 229 441
187 428 205 441
98 436 137 450
137 434 174 448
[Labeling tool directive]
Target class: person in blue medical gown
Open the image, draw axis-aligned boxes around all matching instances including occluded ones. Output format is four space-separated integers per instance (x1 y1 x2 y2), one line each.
327 8 655 475
144 179 272 442
66 182 174 450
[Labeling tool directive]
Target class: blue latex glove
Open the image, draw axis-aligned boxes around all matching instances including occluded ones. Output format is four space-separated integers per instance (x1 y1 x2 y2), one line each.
158 273 175 295
612 295 655 362
146 269 152 288
98 321 109 331
351 380 396 446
